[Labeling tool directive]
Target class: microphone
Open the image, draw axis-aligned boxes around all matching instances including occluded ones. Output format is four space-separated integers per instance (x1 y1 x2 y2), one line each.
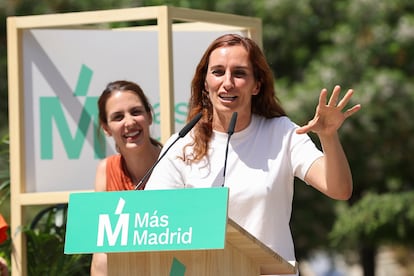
135 112 203 190
222 112 238 187
178 112 203 138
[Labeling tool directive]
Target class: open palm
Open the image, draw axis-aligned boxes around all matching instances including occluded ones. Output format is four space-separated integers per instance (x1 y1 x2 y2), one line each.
296 85 361 136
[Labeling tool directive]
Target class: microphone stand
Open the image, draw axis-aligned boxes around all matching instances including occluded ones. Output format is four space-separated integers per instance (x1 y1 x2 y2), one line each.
134 112 203 190
222 112 238 187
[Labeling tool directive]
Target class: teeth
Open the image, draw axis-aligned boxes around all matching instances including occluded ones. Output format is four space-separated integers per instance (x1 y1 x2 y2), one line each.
219 95 237 100
125 130 140 137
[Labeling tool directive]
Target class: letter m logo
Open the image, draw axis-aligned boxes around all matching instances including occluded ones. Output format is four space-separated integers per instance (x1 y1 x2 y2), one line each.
96 213 129 246
96 198 129 246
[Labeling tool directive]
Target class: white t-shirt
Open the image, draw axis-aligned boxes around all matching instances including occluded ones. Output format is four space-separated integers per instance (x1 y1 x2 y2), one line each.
146 114 323 275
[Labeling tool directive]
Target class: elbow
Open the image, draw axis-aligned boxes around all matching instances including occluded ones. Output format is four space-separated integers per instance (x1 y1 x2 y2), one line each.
336 191 352 201
333 183 353 201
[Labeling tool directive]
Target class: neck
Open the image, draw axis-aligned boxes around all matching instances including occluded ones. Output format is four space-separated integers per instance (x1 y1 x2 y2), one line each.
213 111 251 133
123 143 161 185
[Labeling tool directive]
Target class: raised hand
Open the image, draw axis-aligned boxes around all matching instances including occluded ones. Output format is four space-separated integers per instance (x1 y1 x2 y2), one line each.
296 85 361 137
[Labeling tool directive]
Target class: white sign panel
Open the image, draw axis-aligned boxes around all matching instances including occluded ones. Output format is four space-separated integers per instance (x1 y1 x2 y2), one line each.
23 29 243 192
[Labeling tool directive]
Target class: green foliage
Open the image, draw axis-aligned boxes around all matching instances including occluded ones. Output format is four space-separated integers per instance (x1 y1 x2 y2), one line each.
291 179 337 259
0 134 9 208
330 192 414 248
347 69 414 195
275 0 414 266
25 228 90 275
0 135 10 271
0 229 11 271
0 9 7 132
24 204 91 276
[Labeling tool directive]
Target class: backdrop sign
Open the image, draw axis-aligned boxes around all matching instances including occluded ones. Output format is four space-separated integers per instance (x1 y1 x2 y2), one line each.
22 29 243 192
64 187 229 254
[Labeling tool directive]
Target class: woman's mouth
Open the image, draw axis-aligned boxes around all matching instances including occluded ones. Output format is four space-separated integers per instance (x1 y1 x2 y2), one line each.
219 94 237 102
124 130 141 140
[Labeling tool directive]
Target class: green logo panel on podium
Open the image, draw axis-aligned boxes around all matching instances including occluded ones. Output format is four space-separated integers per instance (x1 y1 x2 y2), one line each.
64 187 229 254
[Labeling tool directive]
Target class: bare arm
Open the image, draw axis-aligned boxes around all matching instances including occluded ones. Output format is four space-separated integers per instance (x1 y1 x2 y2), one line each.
94 159 107 192
90 253 107 276
90 159 108 275
296 85 361 200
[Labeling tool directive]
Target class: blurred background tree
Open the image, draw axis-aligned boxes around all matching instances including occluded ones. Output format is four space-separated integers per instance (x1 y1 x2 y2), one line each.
1 0 414 275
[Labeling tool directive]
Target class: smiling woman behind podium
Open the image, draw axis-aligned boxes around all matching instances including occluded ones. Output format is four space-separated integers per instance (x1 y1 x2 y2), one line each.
90 80 162 276
145 34 361 276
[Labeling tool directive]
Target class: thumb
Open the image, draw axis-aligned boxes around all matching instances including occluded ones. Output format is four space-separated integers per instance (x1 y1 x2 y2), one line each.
296 125 310 135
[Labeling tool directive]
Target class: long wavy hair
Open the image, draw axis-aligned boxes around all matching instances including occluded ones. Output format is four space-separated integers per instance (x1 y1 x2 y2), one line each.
185 34 286 162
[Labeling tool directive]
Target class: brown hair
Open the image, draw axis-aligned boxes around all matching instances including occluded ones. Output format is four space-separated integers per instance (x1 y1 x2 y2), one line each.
98 80 162 148
186 34 286 162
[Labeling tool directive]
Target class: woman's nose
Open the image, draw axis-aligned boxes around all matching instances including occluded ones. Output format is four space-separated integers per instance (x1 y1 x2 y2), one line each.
124 115 135 128
223 72 234 90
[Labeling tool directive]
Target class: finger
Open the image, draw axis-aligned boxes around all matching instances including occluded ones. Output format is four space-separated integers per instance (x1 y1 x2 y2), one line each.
319 88 328 107
296 125 311 134
327 85 341 106
344 104 362 118
337 89 354 109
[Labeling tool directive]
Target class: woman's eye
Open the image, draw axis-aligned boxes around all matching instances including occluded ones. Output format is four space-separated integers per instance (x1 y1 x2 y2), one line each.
131 108 144 116
211 69 224 76
111 114 123 121
234 70 246 77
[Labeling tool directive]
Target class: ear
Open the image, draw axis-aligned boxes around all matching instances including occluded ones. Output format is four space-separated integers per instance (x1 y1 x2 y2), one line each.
148 112 153 126
252 82 261 95
102 125 112 136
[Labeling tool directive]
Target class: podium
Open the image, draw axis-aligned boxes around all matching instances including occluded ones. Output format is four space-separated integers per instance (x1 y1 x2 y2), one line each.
65 188 297 275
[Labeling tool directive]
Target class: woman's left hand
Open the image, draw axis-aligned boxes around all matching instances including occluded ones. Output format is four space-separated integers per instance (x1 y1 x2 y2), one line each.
296 85 361 136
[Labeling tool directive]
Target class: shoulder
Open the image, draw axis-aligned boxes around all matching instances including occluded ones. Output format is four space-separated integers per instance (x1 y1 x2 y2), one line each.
94 155 121 192
253 115 297 133
106 154 121 163
94 158 107 191
96 155 121 171
96 158 108 173
265 115 296 127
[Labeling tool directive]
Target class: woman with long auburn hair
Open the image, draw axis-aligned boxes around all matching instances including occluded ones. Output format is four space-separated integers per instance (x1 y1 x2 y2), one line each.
146 34 361 275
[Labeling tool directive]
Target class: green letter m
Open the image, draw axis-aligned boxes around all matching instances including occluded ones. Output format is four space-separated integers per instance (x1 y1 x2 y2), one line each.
40 97 105 160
